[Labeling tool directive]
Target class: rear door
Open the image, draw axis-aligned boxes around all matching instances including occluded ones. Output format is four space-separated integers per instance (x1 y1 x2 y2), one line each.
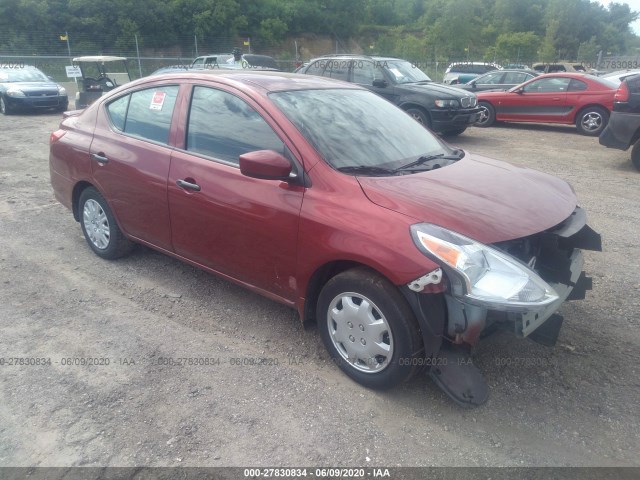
89 85 179 250
167 85 305 301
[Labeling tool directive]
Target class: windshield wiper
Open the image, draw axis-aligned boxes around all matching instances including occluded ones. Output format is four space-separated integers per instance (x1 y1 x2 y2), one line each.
336 165 396 176
394 150 464 172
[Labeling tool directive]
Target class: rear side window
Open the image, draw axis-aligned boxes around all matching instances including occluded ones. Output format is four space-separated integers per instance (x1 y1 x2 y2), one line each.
326 61 349 81
107 86 179 144
186 86 284 165
568 79 588 92
627 75 640 93
305 61 326 76
123 86 179 144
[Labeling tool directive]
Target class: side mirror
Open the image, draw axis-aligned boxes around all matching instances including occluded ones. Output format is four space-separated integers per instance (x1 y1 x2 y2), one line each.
514 88 524 94
372 79 387 88
239 150 292 180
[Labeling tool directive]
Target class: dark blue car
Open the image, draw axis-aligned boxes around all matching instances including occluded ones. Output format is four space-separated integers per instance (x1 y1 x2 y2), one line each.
0 66 68 115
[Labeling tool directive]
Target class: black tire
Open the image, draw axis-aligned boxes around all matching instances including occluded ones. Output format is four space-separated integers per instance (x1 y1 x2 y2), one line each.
576 106 609 136
631 141 640 171
317 267 423 390
0 96 11 115
442 127 467 137
405 107 432 129
475 101 495 128
78 187 134 259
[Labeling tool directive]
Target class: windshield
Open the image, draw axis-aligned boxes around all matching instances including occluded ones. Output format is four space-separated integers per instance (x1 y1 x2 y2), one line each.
0 68 49 83
383 60 431 84
270 89 449 172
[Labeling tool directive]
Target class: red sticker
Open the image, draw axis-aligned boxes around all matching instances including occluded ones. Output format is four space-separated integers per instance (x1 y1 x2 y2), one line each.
150 91 166 111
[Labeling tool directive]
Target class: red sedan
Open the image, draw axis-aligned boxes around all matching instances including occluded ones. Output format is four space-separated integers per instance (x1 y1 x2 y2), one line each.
50 71 601 406
475 73 618 135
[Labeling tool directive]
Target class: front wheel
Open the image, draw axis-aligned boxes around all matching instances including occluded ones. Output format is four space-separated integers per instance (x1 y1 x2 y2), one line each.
442 127 467 137
405 108 431 129
475 102 495 128
576 106 609 136
78 187 134 259
0 96 11 115
631 141 640 171
317 267 423 390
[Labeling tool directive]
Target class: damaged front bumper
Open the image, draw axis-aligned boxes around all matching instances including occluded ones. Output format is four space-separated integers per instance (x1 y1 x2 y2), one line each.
402 207 601 408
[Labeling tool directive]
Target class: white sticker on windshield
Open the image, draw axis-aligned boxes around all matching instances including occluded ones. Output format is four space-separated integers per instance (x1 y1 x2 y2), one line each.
388 68 403 78
150 91 166 111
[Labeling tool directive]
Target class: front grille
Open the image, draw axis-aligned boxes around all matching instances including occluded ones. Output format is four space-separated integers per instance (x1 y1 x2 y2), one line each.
25 90 58 97
460 96 477 108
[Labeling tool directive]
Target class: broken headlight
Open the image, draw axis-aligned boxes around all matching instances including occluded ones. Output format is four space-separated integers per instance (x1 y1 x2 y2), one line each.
410 223 558 310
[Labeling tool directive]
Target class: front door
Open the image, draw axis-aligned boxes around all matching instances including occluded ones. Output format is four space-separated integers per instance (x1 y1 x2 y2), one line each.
168 85 304 301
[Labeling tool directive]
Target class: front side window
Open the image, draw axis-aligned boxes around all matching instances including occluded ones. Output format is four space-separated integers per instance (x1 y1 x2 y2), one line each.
186 86 284 165
384 60 431 84
503 72 530 85
523 77 571 93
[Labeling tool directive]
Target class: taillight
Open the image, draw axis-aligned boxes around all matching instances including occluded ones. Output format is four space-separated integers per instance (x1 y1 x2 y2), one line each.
50 130 66 145
614 82 630 102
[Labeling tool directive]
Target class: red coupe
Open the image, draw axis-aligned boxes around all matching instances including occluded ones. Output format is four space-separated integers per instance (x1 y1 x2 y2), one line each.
50 71 601 406
475 73 618 135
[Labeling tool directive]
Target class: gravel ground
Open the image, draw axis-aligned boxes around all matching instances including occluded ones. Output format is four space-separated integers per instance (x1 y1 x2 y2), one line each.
0 111 638 468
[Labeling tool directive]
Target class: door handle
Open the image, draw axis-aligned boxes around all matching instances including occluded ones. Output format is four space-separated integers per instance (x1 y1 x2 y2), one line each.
176 179 201 192
91 153 108 164
552 97 561 101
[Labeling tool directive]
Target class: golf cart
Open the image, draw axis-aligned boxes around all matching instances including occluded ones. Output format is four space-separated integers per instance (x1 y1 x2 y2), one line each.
72 56 132 109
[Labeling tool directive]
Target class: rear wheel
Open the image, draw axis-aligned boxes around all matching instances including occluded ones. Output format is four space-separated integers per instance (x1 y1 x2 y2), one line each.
317 267 423 390
78 187 134 259
576 106 608 136
631 141 640 171
476 101 495 127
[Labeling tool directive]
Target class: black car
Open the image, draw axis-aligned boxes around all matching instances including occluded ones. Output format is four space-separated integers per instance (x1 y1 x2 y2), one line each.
599 73 640 171
0 66 68 115
297 55 481 136
453 69 539 92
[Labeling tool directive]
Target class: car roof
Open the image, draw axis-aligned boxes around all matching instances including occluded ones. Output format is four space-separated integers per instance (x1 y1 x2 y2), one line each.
309 54 403 62
141 70 362 93
73 56 127 62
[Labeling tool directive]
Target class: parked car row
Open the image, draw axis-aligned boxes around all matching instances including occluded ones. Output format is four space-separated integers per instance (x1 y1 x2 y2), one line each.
295 55 481 136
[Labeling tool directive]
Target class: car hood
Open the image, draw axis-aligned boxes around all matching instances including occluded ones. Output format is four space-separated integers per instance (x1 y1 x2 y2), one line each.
356 152 577 244
0 81 62 92
401 81 475 99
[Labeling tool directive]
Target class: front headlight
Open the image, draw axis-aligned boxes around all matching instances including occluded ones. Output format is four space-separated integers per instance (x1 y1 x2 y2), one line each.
6 88 25 97
57 86 67 95
410 223 558 310
434 99 459 108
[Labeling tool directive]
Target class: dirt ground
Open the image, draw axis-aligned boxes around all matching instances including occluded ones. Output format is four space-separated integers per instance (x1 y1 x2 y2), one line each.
0 108 639 468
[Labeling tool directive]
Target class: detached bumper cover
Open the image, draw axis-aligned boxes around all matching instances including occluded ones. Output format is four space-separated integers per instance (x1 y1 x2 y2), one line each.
516 249 583 337
599 112 640 151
